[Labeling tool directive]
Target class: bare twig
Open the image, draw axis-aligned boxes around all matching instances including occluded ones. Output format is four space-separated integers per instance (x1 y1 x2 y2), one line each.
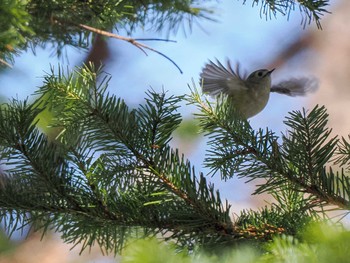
133 38 177 43
55 19 183 74
0 58 12 68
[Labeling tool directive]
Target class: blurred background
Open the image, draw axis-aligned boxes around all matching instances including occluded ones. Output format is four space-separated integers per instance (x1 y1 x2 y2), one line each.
0 0 347 262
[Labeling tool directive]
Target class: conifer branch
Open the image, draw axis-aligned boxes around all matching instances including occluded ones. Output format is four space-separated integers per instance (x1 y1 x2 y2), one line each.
243 0 330 29
189 89 350 211
3 66 350 254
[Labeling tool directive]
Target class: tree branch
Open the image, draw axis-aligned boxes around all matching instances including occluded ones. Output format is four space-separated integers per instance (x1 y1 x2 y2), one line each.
0 58 12 68
53 17 183 74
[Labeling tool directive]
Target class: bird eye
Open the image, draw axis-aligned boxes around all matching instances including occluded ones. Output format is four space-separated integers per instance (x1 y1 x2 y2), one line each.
257 71 263 77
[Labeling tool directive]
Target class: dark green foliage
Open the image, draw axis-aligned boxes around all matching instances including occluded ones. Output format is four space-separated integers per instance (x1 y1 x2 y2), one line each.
334 135 350 171
246 0 330 28
0 0 34 64
282 105 337 178
1 66 350 255
26 0 212 55
236 189 316 237
0 0 344 258
0 0 214 63
190 92 279 181
190 88 350 211
0 65 235 253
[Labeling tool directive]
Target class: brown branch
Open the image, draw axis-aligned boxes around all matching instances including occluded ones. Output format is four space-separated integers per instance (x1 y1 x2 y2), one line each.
0 58 12 68
133 38 177 43
53 18 183 74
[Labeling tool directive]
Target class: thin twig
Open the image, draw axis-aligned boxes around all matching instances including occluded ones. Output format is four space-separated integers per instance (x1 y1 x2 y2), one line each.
133 38 177 43
0 58 12 68
56 19 183 74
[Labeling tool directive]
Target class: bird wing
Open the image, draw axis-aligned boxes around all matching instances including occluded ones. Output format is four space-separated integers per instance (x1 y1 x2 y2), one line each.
271 77 318 96
200 59 247 96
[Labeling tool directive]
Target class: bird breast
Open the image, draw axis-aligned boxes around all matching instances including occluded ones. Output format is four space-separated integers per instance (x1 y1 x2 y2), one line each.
228 86 270 118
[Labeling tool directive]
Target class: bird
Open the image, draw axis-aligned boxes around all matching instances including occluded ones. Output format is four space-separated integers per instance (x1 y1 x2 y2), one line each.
200 59 318 118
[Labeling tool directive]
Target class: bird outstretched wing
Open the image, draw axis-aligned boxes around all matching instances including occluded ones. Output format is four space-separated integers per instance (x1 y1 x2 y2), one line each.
271 77 318 96
200 59 247 96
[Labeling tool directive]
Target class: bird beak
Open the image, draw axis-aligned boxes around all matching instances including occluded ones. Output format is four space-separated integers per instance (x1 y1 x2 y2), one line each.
268 68 275 75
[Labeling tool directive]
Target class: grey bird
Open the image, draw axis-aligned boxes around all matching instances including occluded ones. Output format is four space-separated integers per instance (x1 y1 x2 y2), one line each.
200 59 318 118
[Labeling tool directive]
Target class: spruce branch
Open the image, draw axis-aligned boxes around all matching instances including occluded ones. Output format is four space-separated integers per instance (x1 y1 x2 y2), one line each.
2 66 350 253
333 135 350 171
22 0 214 61
243 0 330 29
189 88 350 211
2 64 262 253
280 106 350 209
1 1 331 66
187 87 279 181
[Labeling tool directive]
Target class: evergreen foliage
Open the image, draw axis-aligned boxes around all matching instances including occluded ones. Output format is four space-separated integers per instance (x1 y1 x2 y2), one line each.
247 0 330 28
0 0 330 66
0 65 349 256
0 0 214 64
1 0 347 261
121 223 350 263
